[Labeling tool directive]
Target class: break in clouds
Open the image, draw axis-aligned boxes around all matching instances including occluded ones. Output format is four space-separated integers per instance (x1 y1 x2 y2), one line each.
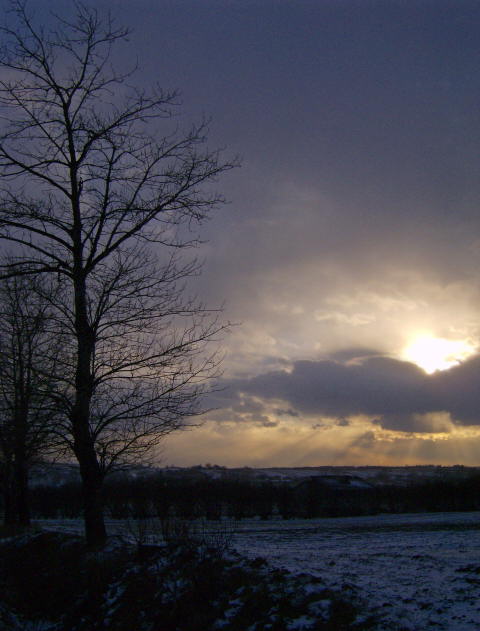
214 352 480 434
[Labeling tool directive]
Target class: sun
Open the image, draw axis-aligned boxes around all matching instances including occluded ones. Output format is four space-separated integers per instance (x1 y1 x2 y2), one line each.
402 334 476 374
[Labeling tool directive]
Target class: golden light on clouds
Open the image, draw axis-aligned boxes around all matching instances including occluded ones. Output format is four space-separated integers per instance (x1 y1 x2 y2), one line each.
162 415 480 467
402 334 476 374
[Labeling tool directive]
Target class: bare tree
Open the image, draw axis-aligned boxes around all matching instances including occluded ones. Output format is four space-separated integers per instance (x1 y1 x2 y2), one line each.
0 1 236 546
0 273 62 527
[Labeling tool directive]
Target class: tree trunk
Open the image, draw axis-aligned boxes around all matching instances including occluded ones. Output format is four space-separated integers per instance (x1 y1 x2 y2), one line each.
71 244 107 547
77 448 106 547
14 455 30 526
72 390 106 546
13 408 30 527
2 461 16 526
72 411 107 546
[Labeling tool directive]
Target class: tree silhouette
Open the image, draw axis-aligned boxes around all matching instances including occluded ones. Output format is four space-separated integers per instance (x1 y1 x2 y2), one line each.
0 1 236 546
0 273 62 526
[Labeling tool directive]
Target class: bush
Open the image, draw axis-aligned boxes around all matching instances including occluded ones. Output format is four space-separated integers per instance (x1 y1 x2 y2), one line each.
0 531 376 631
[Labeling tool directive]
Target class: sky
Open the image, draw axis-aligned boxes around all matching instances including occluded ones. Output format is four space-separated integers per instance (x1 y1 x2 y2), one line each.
51 0 480 466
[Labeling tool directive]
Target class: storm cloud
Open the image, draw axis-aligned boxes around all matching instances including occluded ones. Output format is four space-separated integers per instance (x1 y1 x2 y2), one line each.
218 354 480 433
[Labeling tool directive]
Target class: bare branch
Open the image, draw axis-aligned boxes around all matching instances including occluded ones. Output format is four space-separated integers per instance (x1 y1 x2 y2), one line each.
0 0 237 546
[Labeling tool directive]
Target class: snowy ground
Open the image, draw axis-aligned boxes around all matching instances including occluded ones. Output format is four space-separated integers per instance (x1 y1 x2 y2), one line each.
37 511 480 631
232 512 480 631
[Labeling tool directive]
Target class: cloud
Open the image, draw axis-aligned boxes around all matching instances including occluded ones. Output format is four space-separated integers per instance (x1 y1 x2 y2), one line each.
162 414 480 467
327 348 383 363
106 0 480 466
273 407 300 417
217 353 480 433
430 356 480 425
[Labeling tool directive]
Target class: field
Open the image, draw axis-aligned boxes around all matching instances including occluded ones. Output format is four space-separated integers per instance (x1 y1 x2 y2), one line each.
233 512 480 631
38 510 480 631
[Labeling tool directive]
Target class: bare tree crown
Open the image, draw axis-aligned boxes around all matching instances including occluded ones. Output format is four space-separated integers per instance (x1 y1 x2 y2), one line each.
0 0 236 279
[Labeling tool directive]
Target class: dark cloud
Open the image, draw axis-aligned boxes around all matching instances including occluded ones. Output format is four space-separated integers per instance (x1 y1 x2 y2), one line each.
240 356 432 418
350 431 376 450
327 348 386 363
96 1 480 308
218 354 480 432
430 357 480 425
273 408 300 418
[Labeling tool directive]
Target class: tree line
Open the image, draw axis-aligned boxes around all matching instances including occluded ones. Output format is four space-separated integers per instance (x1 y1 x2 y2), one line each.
23 471 480 521
0 1 235 546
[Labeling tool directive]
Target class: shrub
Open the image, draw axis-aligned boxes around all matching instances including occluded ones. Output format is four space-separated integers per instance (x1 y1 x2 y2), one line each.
0 531 375 631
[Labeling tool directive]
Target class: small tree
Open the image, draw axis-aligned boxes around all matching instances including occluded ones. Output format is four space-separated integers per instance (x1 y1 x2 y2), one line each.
0 1 236 546
0 274 62 526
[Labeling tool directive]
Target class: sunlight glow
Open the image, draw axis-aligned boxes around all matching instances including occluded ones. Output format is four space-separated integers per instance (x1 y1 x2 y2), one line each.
402 335 476 374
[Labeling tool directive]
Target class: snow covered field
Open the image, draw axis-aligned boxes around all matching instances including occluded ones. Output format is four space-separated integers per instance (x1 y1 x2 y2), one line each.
37 511 480 631
232 512 480 631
